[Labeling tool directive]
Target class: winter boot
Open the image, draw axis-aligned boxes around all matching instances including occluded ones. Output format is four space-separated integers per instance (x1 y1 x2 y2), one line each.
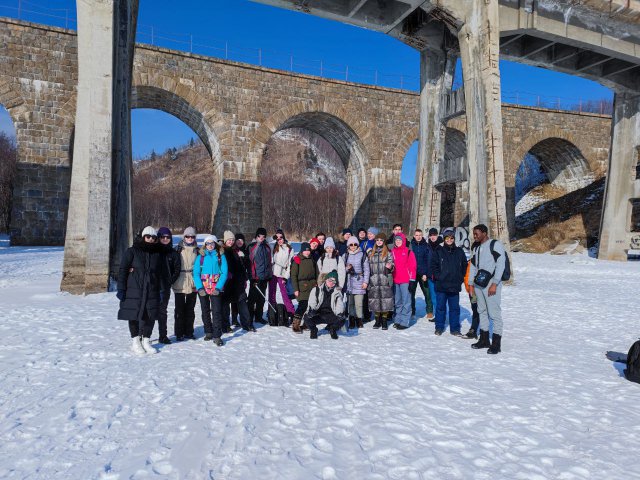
348 316 356 330
140 337 156 354
131 336 146 355
356 318 364 329
292 315 303 333
487 334 502 354
373 313 382 329
276 304 286 327
268 306 278 326
329 327 339 340
309 326 318 339
204 333 214 341
213 337 224 347
427 312 435 322
465 328 477 339
381 313 389 330
159 336 172 345
471 330 491 349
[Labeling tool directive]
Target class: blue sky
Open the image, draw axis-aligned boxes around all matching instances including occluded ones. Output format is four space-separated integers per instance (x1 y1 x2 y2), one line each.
0 0 613 185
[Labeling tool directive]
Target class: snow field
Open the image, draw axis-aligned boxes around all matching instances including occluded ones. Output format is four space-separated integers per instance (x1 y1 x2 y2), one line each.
0 247 639 479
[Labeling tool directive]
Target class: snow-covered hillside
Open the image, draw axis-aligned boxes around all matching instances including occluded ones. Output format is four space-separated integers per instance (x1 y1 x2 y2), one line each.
0 247 639 479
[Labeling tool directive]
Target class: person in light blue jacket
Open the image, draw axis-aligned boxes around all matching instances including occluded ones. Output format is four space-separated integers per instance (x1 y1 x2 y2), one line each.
193 235 229 346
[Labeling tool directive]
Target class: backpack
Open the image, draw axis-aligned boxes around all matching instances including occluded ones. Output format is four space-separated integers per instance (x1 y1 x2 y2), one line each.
490 240 511 282
625 340 640 384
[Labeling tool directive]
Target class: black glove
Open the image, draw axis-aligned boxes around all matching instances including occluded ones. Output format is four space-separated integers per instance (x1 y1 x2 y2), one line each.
198 288 207 297
116 290 125 301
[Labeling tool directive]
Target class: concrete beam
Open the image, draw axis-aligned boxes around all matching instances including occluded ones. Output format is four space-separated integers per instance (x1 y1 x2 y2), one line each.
61 0 139 294
599 93 640 261
459 0 511 248
411 47 456 231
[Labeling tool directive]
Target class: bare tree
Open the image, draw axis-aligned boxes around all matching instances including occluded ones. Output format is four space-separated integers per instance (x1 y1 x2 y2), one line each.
0 132 17 233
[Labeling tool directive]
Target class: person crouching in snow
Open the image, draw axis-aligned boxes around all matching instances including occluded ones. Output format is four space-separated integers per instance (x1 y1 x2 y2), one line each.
117 226 169 355
194 235 228 347
304 271 345 339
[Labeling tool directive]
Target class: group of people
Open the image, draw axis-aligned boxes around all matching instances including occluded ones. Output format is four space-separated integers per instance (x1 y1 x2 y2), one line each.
117 222 507 355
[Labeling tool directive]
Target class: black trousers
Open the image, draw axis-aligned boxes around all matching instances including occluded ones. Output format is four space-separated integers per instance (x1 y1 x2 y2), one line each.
248 279 269 323
199 293 223 339
174 292 197 338
469 294 480 331
128 310 154 338
223 291 253 331
295 300 308 317
305 311 344 331
157 293 171 338
409 277 431 315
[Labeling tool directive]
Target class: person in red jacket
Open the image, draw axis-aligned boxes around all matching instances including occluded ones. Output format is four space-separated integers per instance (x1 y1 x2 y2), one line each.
391 232 417 329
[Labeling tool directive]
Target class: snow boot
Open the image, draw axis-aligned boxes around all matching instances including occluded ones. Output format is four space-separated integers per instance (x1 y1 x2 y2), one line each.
292 314 303 333
427 312 434 322
213 337 224 347
487 334 502 354
381 313 390 330
356 317 364 329
471 330 491 349
131 336 146 355
309 326 318 339
268 306 278 326
159 336 172 345
372 313 382 329
348 316 356 330
329 327 339 340
465 328 477 339
204 333 214 341
140 337 156 354
277 305 288 327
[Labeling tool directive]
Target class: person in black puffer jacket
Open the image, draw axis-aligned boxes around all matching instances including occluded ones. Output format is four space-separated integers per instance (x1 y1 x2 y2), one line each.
222 230 255 333
117 226 169 355
430 228 467 337
157 226 180 344
426 227 443 319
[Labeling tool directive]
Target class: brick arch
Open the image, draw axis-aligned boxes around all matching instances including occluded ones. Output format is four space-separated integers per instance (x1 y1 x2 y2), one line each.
508 129 596 188
250 100 374 226
389 125 419 173
0 76 30 161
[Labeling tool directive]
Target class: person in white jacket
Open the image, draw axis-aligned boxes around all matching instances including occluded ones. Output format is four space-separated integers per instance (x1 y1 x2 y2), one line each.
268 229 295 326
316 237 346 289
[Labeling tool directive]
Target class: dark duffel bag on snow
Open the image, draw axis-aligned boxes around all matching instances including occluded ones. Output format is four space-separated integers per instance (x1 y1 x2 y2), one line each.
624 340 640 384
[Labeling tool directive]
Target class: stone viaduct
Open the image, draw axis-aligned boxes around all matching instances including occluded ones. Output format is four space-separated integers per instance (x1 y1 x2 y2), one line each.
0 17 615 293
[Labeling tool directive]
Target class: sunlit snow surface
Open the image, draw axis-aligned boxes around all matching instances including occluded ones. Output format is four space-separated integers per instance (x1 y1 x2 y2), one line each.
0 246 639 479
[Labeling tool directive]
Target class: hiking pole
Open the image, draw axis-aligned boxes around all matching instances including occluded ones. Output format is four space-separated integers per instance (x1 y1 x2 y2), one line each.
253 281 278 314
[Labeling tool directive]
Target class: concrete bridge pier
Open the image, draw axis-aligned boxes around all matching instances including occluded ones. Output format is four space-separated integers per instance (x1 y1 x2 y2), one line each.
458 0 510 248
599 93 640 260
412 45 456 231
61 0 139 294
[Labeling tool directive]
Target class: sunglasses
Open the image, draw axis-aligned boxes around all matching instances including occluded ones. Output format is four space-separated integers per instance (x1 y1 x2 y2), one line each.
160 235 171 240
144 235 157 240
205 242 215 246
276 236 284 240
376 239 384 242
185 235 195 239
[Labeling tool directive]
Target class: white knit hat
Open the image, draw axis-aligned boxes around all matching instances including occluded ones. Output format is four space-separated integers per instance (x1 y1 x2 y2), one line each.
204 235 218 245
141 226 157 237
223 230 235 243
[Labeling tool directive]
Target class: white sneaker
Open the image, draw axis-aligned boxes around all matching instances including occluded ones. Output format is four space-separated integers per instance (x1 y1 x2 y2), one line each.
131 336 146 355
140 337 157 354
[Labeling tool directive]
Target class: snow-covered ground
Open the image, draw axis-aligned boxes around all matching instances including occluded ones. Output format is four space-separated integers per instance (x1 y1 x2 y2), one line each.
0 247 639 479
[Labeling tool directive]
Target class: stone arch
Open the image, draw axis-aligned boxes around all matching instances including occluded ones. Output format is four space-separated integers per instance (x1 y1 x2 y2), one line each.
251 100 373 227
131 85 220 162
390 125 419 173
0 77 29 161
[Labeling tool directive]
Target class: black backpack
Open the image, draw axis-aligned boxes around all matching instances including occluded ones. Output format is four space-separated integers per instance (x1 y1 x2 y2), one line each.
625 340 640 384
490 240 511 282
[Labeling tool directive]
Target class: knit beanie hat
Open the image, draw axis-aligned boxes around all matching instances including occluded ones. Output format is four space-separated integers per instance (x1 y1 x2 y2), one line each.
300 242 311 252
235 233 245 242
367 226 379 235
325 270 339 283
204 235 218 245
375 232 386 241
223 230 235 243
141 226 157 237
428 227 439 236
324 237 336 249
255 227 267 238
183 226 196 237
347 236 359 246
157 226 172 237
442 228 455 239
310 237 319 246
341 228 352 236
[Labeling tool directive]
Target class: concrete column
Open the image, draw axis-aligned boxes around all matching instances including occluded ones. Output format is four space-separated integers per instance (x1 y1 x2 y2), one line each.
598 93 640 261
61 0 138 294
458 0 510 248
411 48 456 231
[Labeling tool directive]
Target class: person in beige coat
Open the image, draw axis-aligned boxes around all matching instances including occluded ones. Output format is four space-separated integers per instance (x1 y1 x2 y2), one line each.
172 226 200 340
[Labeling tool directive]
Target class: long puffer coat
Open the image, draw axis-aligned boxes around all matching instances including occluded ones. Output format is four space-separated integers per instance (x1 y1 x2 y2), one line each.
368 248 395 313
117 238 168 322
343 247 370 295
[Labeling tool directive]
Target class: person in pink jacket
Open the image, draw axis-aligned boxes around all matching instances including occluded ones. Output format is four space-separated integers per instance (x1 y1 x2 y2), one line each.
391 232 417 329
